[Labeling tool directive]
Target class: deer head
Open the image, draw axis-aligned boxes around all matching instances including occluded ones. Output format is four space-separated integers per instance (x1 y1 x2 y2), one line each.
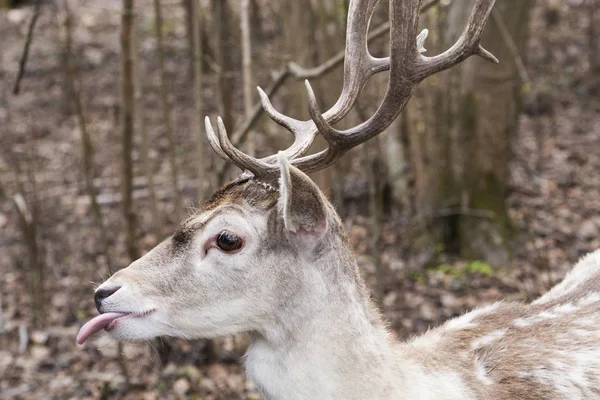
77 153 343 344
77 0 497 364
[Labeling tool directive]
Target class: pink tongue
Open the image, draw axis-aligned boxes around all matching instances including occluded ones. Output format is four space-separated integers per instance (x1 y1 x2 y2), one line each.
76 312 126 345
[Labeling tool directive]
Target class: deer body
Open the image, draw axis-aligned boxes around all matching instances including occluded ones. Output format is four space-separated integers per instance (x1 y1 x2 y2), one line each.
239 217 600 400
77 170 600 399
244 246 600 400
77 0 600 397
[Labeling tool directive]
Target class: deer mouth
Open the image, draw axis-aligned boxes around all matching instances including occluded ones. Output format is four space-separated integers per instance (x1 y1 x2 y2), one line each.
76 310 155 345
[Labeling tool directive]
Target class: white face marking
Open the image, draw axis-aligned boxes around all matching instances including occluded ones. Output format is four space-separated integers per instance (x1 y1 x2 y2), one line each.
91 206 278 343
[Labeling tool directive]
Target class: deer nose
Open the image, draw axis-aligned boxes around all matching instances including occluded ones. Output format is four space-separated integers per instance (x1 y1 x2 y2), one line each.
94 286 121 312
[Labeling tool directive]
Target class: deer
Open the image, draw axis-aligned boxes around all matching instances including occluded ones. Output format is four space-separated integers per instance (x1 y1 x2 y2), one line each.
76 0 600 398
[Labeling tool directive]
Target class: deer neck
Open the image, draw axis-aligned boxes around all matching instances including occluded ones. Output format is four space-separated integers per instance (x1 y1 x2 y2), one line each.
244 239 402 399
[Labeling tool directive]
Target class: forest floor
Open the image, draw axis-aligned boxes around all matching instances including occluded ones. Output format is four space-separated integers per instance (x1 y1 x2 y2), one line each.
1 1 599 399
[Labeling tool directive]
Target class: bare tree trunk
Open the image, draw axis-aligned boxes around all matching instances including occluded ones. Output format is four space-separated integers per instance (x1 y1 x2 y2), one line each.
384 112 410 210
184 0 213 75
249 0 262 43
134 6 161 241
121 0 139 263
116 0 138 385
0 293 3 335
143 0 173 362
195 2 219 358
56 5 72 116
12 170 44 327
382 27 410 211
410 0 533 265
0 13 44 328
283 0 318 115
13 194 42 325
153 0 181 221
240 0 254 156
212 0 235 133
63 11 131 378
366 137 385 303
282 0 326 190
182 0 194 76
590 0 600 77
192 0 207 197
61 0 114 273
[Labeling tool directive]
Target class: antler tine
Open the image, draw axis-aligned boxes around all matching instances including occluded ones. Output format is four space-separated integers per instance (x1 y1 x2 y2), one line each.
256 86 309 134
415 0 498 81
256 0 384 165
305 80 343 149
205 116 275 177
204 0 382 176
215 117 274 176
256 87 315 161
290 0 497 173
205 0 496 177
205 116 231 161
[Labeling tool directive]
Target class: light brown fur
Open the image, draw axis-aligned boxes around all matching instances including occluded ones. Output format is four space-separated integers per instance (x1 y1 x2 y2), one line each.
89 166 600 399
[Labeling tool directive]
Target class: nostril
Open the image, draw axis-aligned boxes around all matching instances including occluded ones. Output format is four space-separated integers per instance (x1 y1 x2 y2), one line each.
94 286 121 312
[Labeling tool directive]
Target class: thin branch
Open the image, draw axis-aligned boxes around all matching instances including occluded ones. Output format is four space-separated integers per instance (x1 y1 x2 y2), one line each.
134 6 161 240
13 0 42 95
491 8 531 86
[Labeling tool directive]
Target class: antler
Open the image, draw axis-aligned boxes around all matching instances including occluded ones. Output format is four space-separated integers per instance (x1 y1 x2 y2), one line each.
205 0 497 177
206 0 382 177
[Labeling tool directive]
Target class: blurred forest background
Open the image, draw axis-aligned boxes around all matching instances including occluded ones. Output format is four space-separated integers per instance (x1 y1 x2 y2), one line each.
0 0 599 398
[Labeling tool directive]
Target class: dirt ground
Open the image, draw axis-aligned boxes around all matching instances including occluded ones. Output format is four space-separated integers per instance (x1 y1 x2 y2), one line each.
1 1 599 399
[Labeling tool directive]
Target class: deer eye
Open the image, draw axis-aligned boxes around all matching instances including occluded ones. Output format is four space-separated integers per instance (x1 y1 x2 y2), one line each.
216 231 243 252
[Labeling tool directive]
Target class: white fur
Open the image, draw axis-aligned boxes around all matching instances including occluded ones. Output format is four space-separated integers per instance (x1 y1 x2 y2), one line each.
443 302 501 331
471 328 507 349
90 191 600 400
534 251 600 305
277 151 295 233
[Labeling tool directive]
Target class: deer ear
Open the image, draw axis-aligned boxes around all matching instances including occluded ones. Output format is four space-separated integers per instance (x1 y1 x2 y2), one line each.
277 152 327 236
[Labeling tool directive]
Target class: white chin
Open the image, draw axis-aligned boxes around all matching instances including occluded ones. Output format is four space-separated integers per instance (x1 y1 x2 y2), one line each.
107 315 165 342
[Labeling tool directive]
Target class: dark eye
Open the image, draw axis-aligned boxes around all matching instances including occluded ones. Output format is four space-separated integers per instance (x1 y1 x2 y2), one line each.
216 231 243 252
